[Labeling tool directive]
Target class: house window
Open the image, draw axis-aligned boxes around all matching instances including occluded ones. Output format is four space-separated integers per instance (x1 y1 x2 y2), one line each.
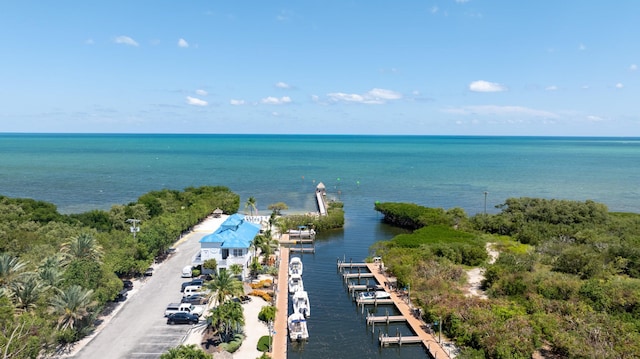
233 249 243 257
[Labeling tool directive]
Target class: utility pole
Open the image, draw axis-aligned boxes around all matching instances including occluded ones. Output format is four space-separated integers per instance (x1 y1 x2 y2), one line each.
127 218 140 239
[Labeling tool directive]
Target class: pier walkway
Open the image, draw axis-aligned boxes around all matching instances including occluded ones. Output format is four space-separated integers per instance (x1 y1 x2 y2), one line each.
271 247 289 359
366 263 450 358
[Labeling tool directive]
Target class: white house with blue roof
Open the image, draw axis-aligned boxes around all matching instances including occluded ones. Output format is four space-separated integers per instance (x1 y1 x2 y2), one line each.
194 213 261 280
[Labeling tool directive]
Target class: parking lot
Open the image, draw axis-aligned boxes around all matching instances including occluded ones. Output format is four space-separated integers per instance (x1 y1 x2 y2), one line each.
74 224 215 359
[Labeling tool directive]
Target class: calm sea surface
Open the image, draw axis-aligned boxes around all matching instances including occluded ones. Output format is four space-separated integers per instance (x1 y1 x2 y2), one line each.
1 134 639 358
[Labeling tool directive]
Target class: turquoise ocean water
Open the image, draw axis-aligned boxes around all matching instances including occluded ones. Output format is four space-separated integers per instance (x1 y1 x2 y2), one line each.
1 134 639 358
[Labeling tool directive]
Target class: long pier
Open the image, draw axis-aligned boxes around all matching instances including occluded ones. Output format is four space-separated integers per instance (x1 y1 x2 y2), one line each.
271 247 289 359
365 263 450 358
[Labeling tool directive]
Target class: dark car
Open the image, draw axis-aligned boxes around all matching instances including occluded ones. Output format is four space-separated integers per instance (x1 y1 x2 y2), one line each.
122 280 133 290
180 278 204 292
181 294 209 305
144 267 154 276
166 312 199 325
114 289 128 302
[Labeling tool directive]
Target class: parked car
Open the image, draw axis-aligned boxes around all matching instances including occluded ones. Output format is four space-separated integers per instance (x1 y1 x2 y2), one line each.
180 278 204 292
144 267 154 276
183 285 204 297
114 289 128 302
121 280 133 290
181 265 193 278
166 312 199 325
164 302 204 317
181 294 209 305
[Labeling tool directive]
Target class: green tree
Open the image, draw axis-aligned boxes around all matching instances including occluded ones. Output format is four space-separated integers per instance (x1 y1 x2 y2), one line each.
0 253 28 288
49 285 96 331
160 344 212 359
267 202 288 215
229 264 243 278
258 305 276 322
11 274 47 311
202 258 218 276
244 196 258 216
204 270 244 306
61 233 104 263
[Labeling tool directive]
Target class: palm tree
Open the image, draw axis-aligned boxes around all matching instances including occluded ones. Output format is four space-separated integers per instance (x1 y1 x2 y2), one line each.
12 274 47 311
0 253 28 288
228 264 243 279
160 344 212 359
244 196 258 216
38 255 64 287
204 270 243 306
207 301 244 342
61 233 104 263
49 285 96 330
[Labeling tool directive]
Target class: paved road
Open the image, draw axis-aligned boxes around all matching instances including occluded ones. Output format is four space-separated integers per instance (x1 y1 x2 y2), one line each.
74 223 216 359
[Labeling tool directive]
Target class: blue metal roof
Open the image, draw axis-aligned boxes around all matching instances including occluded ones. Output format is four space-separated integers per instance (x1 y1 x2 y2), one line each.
199 214 260 249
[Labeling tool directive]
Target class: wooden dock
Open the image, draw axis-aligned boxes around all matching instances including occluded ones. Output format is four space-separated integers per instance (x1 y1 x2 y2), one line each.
337 261 368 270
366 263 450 358
366 313 407 325
271 247 289 359
379 332 423 347
290 247 315 253
347 284 382 292
279 238 314 245
342 272 375 279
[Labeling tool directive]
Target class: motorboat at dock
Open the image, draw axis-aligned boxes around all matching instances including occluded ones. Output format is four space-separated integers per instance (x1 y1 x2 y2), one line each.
288 273 304 293
289 256 303 276
292 290 310 318
357 291 391 301
287 312 309 341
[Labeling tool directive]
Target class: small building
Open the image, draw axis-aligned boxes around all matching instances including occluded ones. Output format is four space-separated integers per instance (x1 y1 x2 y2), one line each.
193 213 260 280
212 208 224 218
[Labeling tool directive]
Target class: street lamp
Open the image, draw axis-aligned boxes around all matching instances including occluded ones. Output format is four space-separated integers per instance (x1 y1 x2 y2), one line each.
127 218 140 239
268 320 274 352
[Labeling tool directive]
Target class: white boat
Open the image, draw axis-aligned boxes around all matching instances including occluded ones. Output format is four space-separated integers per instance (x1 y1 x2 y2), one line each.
289 256 303 276
292 290 310 318
288 273 304 293
357 291 391 301
287 312 309 341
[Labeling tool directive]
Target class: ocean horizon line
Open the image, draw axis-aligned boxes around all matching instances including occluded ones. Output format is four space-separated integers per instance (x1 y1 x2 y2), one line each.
1 132 639 140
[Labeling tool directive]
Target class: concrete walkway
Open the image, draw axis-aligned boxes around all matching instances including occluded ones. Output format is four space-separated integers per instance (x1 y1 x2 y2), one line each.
271 247 289 359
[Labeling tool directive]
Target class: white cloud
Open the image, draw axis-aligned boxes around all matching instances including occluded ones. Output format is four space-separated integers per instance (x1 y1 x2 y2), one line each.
455 0 470 3
431 6 439 14
631 64 638 71
196 89 208 96
586 115 605 122
545 85 558 91
616 83 624 89
582 85 590 89
230 99 245 105
442 105 559 119
261 96 292 105
579 43 586 51
85 39 95 45
275 82 291 89
178 38 189 48
327 88 403 104
114 36 139 47
186 96 207 106
469 80 507 92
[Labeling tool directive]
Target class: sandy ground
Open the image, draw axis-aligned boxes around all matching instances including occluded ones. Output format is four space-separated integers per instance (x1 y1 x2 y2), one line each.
465 243 499 299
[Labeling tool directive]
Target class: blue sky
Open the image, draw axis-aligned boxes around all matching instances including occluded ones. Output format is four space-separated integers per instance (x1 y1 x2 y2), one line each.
0 1 638 136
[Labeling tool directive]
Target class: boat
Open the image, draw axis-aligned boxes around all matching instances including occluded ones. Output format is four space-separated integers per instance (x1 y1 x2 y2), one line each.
288 273 304 293
287 312 309 341
289 256 303 276
357 291 391 301
292 290 310 317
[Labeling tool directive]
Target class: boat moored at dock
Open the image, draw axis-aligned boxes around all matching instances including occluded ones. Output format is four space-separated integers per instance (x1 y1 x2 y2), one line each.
292 290 310 318
357 290 391 301
287 312 309 341
289 273 304 293
289 256 303 276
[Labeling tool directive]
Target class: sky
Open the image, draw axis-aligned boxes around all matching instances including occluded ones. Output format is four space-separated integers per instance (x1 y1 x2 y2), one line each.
0 1 639 136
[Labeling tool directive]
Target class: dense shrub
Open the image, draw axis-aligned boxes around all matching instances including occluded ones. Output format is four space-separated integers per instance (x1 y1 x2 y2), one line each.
257 335 272 352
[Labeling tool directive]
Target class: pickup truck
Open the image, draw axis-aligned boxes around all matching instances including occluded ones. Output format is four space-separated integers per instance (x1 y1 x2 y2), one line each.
164 303 204 317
